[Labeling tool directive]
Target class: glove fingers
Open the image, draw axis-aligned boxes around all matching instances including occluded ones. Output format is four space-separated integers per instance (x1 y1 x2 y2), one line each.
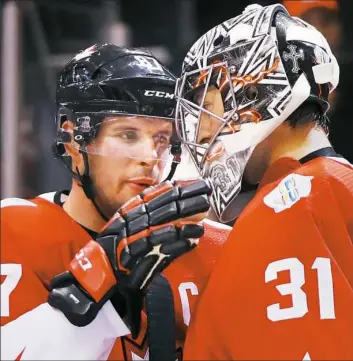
179 223 204 239
131 224 202 291
158 223 202 259
129 239 195 292
177 194 210 218
127 223 203 266
148 194 210 226
175 179 212 199
117 179 211 231
144 186 180 213
119 225 176 270
149 225 178 246
119 236 153 271
100 213 126 237
128 237 153 258
94 179 210 328
119 222 204 283
160 239 195 257
128 255 158 290
149 201 179 226
141 180 210 212
126 210 149 236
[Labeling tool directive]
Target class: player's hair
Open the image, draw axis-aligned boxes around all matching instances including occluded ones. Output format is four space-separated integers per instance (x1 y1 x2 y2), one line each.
286 101 329 130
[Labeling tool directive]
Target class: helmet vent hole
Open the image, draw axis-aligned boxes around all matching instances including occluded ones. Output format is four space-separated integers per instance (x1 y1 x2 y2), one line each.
213 35 225 47
244 86 259 101
73 66 91 83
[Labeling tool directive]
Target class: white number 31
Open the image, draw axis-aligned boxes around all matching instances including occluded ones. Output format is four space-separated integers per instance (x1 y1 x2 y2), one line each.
265 257 335 321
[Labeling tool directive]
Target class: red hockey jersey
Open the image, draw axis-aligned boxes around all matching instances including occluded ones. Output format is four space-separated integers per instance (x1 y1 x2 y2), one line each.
184 156 353 360
1 194 230 360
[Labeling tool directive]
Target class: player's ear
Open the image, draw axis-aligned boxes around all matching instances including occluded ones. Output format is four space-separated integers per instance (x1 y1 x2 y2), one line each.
62 120 84 172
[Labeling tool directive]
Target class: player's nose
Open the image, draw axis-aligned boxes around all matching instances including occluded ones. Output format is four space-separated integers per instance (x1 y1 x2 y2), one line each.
197 113 216 145
139 137 159 167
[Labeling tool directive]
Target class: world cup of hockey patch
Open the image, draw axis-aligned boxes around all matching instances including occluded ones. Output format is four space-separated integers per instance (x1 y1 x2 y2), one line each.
263 173 313 213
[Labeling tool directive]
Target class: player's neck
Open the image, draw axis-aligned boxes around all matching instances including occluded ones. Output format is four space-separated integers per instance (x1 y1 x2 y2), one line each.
269 123 331 165
63 182 106 233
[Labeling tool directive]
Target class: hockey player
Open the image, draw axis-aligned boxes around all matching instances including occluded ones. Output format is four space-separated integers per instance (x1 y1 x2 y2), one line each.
1 44 231 360
174 4 353 359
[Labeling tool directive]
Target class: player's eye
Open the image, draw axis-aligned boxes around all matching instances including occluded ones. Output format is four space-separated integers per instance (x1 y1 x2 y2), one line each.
198 137 211 145
119 130 139 142
203 102 213 111
195 94 212 111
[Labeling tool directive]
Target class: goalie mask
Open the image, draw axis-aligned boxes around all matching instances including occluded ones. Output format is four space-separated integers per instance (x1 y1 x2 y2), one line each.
175 3 339 222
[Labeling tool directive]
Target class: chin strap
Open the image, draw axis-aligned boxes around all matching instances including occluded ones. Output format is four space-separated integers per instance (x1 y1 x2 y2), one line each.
76 149 109 222
163 140 182 181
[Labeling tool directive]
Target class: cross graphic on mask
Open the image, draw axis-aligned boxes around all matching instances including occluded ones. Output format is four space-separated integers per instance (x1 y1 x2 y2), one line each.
283 45 304 73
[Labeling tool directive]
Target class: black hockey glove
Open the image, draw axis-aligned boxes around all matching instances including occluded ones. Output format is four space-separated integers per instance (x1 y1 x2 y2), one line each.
48 179 211 338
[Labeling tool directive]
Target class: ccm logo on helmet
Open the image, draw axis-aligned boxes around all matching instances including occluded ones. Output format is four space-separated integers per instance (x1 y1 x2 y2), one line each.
144 90 174 99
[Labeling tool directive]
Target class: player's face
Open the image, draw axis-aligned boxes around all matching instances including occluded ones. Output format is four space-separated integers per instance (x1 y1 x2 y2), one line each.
194 87 275 186
195 87 261 183
195 87 229 157
196 87 225 142
88 116 173 217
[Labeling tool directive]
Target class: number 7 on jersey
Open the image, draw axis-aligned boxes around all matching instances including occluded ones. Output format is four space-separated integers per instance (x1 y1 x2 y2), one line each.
1 264 22 317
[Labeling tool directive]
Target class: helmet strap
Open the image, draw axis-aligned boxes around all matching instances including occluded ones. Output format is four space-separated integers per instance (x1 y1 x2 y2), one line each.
163 140 182 181
75 147 110 222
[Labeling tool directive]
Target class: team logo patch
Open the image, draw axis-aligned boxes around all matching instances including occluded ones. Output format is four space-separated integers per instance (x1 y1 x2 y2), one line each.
263 173 313 213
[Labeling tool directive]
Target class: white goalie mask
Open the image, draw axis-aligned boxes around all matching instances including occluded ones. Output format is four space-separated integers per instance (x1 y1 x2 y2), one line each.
175 3 339 222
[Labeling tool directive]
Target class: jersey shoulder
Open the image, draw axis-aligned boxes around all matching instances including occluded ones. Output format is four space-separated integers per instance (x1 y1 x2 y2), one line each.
1 192 90 286
248 156 353 216
298 156 353 178
1 192 86 241
2 193 66 227
301 157 353 193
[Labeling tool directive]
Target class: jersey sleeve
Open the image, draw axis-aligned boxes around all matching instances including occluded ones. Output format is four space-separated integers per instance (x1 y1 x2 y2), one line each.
1 211 130 360
184 184 353 360
1 301 130 360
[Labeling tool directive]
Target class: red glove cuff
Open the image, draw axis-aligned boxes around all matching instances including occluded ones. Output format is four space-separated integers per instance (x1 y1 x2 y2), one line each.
70 240 117 303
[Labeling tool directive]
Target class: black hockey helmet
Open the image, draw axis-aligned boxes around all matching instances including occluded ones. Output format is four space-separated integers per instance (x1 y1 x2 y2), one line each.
54 43 179 153
53 44 181 219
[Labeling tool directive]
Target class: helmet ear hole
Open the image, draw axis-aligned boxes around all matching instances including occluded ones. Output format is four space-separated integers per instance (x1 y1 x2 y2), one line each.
244 85 259 101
